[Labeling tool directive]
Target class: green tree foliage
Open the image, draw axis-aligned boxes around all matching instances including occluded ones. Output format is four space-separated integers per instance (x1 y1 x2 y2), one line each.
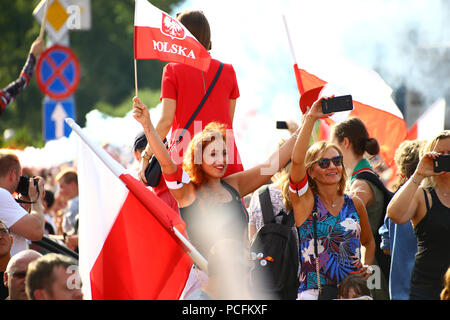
0 0 182 148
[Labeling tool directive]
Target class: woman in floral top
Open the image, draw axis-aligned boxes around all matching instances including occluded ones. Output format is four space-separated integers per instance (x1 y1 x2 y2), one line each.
289 92 375 300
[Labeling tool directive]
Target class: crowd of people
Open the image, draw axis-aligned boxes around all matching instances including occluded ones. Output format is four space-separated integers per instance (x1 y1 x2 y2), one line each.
1 10 450 301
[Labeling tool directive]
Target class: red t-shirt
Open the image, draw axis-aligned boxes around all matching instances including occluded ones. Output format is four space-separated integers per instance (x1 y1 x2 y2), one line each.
162 58 243 166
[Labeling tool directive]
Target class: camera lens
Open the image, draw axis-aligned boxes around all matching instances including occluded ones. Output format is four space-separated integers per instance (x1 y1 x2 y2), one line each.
16 176 30 197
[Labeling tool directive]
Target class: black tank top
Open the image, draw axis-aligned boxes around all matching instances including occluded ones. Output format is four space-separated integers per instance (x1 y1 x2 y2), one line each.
179 180 249 258
411 188 450 298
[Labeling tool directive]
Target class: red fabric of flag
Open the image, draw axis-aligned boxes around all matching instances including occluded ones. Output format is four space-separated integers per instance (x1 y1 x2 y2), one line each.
134 0 211 72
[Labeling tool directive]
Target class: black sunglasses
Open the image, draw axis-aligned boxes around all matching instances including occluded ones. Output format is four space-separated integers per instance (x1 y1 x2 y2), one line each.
315 155 344 169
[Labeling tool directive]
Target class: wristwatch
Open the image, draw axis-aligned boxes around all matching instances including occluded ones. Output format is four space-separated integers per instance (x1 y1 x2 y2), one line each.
141 149 152 162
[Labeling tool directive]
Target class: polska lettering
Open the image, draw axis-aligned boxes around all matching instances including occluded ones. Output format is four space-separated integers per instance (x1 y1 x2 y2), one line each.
152 40 196 59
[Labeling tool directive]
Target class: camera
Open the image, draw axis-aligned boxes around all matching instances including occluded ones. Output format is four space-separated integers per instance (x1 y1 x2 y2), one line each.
433 154 450 173
16 175 39 197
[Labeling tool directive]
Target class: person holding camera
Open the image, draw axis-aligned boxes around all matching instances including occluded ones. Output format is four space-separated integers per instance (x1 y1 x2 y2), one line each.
387 130 450 300
0 150 45 255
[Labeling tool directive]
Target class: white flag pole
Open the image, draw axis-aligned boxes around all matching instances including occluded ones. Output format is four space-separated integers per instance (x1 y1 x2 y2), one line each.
134 59 138 97
65 118 208 274
39 0 50 40
282 14 297 65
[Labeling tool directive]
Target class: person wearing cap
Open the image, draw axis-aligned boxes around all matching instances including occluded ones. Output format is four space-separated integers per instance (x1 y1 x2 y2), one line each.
129 131 148 175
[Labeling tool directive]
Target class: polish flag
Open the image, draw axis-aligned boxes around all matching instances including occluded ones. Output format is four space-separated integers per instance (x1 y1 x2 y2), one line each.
69 119 196 300
134 0 211 72
294 63 407 167
406 98 446 141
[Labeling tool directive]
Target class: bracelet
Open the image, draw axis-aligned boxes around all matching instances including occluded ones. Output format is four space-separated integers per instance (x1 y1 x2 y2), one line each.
141 149 151 162
411 174 423 186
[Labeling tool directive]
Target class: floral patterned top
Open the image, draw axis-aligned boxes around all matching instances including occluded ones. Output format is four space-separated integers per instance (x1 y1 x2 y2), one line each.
297 194 363 293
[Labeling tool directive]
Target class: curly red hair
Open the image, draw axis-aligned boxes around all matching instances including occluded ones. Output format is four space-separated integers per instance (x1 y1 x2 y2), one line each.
183 122 227 188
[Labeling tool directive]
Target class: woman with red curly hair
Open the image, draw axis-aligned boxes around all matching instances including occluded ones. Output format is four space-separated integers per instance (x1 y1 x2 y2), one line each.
133 97 299 298
133 97 298 256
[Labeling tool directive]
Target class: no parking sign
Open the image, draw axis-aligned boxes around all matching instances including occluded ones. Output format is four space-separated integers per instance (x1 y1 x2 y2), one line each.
36 45 80 100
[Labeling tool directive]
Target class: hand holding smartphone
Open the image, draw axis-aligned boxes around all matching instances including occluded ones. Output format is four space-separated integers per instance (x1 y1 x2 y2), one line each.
276 121 289 129
321 95 354 114
433 154 450 172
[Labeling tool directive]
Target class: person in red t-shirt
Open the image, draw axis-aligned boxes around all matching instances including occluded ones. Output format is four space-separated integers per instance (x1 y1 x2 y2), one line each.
137 10 244 213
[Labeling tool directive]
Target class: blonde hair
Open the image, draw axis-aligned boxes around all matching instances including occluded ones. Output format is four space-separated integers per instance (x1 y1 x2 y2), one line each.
419 130 450 189
272 139 293 211
183 122 227 188
441 267 450 300
305 141 347 195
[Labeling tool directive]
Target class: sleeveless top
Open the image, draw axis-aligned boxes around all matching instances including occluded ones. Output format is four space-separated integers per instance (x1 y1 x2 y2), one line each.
411 188 450 298
179 180 249 258
297 195 362 292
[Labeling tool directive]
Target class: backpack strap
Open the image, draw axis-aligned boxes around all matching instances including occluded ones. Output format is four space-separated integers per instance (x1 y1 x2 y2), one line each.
220 180 249 221
258 185 275 225
173 62 224 146
355 171 393 207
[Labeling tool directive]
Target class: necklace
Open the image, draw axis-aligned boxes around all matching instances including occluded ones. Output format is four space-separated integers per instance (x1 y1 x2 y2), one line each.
438 187 450 197
320 196 338 208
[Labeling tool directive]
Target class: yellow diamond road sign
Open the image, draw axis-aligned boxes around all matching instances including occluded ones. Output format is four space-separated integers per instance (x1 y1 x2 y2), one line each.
33 0 70 41
47 0 70 31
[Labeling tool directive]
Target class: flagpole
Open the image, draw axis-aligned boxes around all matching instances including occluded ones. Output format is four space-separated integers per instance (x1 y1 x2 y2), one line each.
282 14 297 65
39 0 50 39
282 14 305 95
173 227 208 273
65 117 209 274
134 59 138 97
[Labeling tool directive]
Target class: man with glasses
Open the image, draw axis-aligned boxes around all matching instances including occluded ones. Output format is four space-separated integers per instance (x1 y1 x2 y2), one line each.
3 249 42 300
0 220 13 299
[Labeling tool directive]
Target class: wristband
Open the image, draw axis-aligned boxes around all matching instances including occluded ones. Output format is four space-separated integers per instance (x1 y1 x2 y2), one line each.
411 174 423 186
289 174 309 197
163 165 190 189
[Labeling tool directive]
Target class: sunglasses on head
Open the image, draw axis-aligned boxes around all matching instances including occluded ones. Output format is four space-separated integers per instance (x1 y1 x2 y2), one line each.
315 155 343 169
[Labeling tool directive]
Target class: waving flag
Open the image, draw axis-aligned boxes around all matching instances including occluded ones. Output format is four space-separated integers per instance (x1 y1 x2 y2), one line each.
283 16 406 166
294 63 407 167
406 98 446 141
134 0 211 71
69 119 197 300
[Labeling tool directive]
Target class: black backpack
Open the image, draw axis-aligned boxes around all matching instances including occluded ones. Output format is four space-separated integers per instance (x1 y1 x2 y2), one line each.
355 171 393 281
249 186 299 300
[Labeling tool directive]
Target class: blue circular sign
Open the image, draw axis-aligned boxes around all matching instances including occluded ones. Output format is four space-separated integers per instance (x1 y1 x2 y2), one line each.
36 45 80 99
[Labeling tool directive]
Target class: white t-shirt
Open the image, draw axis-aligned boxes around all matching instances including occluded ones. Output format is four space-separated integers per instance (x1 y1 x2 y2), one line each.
0 187 29 255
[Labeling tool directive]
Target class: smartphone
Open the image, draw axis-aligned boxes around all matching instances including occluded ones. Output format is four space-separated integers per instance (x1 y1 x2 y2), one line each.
433 154 450 172
276 121 289 130
321 95 354 114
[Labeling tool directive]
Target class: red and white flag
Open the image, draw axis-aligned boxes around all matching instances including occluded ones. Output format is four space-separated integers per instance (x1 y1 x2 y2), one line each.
293 63 407 167
406 98 446 141
134 0 211 71
70 119 194 300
